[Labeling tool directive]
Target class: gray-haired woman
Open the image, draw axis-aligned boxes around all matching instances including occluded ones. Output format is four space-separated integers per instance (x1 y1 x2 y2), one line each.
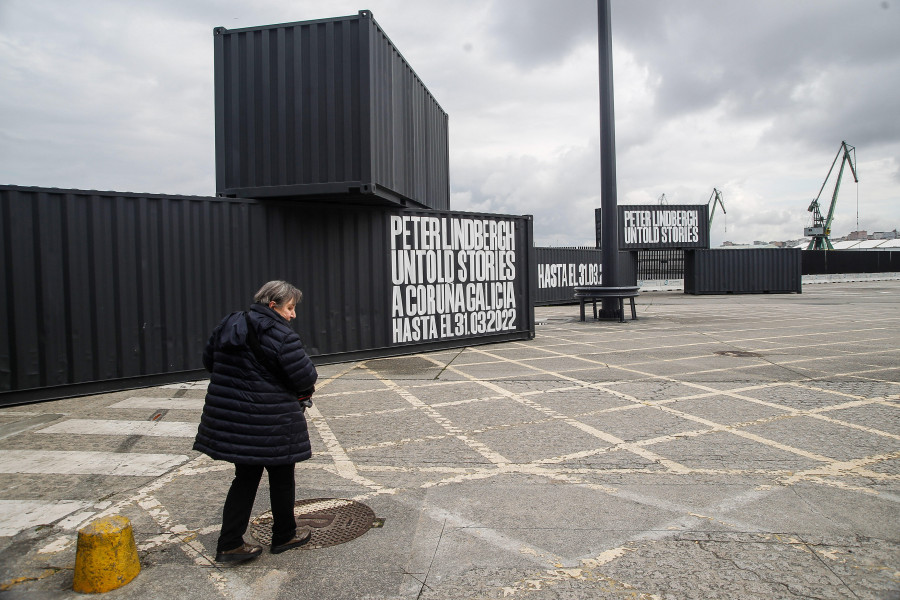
194 280 318 562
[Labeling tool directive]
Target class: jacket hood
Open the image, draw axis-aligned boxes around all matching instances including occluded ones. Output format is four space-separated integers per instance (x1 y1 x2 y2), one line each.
217 304 288 350
250 302 289 328
217 312 249 350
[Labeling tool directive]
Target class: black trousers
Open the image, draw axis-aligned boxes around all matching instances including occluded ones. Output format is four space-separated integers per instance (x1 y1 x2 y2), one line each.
217 463 297 552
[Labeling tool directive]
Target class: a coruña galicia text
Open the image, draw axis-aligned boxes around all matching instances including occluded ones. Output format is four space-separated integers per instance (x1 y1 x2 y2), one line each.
390 216 518 343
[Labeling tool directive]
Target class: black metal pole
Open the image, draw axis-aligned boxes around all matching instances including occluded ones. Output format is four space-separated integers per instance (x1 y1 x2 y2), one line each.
597 0 620 317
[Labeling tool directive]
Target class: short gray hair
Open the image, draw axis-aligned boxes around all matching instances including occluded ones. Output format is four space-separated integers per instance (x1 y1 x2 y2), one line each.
254 280 303 306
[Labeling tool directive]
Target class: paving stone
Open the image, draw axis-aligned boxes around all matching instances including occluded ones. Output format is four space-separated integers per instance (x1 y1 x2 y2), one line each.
1 281 899 599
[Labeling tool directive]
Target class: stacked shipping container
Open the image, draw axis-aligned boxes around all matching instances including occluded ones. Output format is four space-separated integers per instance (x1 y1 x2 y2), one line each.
0 11 534 405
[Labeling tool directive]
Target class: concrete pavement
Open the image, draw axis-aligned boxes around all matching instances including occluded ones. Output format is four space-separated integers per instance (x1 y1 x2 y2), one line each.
1 280 898 599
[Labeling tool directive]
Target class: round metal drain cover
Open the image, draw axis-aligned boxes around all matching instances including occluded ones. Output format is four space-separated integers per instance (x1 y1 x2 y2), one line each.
250 498 376 548
715 350 762 358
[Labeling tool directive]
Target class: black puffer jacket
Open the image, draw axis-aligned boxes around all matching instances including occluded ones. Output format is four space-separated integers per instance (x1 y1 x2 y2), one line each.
193 303 318 465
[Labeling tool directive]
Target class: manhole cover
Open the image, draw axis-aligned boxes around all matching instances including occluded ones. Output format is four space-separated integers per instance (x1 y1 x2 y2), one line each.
250 498 377 548
714 350 762 358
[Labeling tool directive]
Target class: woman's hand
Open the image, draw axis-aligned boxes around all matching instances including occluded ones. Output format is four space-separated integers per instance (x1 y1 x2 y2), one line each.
298 386 314 409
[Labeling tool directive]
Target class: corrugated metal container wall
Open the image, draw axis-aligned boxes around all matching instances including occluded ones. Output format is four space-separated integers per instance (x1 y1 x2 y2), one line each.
534 248 636 305
620 251 638 287
684 249 802 294
536 248 602 305
0 187 251 400
368 19 449 209
0 186 531 405
802 250 900 275
214 11 449 210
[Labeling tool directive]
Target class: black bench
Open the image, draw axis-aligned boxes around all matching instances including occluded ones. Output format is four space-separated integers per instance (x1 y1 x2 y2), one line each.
573 286 640 322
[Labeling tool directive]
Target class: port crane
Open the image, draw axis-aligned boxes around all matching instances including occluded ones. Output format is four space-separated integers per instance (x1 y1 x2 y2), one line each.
805 141 858 250
708 188 726 233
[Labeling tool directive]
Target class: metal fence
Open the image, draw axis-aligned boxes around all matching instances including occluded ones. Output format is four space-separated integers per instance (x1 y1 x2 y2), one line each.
635 249 685 281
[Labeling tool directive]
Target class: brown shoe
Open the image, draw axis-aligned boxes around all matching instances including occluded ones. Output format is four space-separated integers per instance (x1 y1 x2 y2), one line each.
270 526 312 554
216 542 263 563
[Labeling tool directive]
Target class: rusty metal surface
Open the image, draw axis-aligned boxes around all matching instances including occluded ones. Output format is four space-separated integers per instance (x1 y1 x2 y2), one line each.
249 498 376 548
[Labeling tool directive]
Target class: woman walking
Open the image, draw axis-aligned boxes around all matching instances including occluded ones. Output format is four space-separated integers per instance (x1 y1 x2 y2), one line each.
194 280 318 562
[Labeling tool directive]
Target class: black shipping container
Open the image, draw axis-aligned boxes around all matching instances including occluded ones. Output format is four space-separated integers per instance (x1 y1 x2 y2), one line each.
214 11 449 210
802 250 900 275
684 248 802 294
0 186 532 405
535 248 636 305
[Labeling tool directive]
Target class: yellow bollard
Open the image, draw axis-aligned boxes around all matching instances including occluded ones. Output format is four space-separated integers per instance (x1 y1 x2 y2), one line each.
73 515 141 593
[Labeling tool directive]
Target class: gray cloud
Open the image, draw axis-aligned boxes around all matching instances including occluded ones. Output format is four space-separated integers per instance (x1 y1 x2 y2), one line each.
613 1 900 144
1 0 897 246
484 0 597 69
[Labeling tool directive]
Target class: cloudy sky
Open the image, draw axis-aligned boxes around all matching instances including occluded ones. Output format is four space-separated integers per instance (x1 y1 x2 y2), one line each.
1 0 898 246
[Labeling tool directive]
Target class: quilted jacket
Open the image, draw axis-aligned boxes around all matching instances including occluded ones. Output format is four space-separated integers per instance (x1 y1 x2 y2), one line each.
193 303 318 465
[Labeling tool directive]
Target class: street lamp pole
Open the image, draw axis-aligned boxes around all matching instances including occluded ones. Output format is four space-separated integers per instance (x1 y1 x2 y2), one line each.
597 0 621 317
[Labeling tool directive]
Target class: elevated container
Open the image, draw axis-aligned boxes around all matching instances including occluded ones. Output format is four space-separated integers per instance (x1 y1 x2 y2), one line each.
214 10 449 209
